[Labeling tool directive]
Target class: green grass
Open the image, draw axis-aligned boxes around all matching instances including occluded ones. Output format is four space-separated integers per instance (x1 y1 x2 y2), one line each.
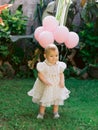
0 78 98 130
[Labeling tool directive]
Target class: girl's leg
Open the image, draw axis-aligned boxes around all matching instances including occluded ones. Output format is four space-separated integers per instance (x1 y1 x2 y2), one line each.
53 105 59 113
39 105 45 114
37 105 45 119
53 105 60 118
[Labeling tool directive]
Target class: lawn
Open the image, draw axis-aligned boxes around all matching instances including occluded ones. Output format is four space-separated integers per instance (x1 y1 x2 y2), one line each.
0 78 98 130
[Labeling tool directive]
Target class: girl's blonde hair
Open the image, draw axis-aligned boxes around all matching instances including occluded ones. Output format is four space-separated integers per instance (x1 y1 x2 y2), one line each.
44 44 58 54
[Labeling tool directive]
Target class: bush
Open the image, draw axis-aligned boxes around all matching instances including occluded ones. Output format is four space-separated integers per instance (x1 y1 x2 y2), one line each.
0 8 28 78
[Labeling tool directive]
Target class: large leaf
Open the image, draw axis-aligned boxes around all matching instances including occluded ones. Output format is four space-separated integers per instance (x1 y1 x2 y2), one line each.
55 0 72 25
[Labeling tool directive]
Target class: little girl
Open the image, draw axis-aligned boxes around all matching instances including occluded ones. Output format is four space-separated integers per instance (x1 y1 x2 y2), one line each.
27 44 70 119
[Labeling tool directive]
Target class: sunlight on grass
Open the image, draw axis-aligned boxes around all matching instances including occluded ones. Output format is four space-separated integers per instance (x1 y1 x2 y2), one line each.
0 78 98 130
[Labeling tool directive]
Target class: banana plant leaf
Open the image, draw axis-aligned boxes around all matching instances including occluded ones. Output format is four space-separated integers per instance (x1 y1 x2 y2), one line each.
55 0 72 25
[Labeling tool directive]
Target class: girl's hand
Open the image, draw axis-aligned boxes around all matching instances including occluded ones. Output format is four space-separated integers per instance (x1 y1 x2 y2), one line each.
44 80 52 86
59 73 65 88
59 82 64 88
38 72 52 86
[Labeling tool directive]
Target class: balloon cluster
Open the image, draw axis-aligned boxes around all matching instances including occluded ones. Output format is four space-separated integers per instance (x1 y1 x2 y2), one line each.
34 16 79 48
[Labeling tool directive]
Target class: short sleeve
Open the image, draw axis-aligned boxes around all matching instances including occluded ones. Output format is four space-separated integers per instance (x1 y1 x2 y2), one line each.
36 62 44 72
59 62 67 73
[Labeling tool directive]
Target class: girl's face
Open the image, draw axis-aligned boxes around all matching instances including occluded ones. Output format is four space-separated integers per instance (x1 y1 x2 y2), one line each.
44 50 59 64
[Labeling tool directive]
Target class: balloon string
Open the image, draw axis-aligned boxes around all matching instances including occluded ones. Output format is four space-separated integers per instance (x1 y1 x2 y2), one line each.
62 46 69 62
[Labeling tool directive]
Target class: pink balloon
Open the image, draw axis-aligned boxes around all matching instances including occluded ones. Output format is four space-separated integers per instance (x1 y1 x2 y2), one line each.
38 31 54 48
34 26 44 41
65 32 79 49
43 16 59 32
53 26 69 44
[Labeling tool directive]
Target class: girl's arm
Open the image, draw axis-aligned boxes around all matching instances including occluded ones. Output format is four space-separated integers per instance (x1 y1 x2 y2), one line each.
59 72 65 88
38 72 52 86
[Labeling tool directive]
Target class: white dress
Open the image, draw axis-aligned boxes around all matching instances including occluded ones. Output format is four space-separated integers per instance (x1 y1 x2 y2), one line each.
27 60 70 107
